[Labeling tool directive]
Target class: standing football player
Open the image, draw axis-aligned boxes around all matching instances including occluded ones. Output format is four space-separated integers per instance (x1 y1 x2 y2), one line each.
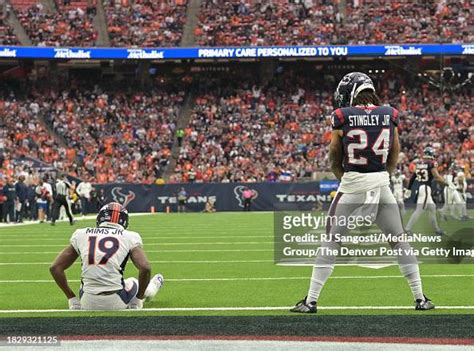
391 170 407 215
440 162 469 221
405 147 449 236
50 202 163 310
291 72 434 313
454 169 469 221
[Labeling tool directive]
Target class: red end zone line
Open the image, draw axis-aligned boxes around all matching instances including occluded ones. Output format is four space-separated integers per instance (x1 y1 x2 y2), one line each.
60 335 474 345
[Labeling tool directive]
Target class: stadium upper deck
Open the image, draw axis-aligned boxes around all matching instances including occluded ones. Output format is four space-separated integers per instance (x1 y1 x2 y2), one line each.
0 0 471 48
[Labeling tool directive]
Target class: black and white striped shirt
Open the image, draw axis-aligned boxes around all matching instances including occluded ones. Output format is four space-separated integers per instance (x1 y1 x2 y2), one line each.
55 180 70 196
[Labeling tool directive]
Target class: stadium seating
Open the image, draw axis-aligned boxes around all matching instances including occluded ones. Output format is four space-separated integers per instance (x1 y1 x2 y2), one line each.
171 69 333 182
2 0 471 47
1 68 471 184
1 82 186 183
171 69 472 182
343 0 472 44
103 0 187 47
196 0 472 46
196 0 340 46
0 18 18 45
14 3 97 46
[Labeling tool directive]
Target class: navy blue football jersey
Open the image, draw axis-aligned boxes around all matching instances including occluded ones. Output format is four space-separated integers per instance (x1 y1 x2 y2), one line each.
414 158 437 186
331 105 399 173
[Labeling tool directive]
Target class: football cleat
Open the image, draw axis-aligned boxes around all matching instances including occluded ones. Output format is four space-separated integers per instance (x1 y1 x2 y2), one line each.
145 273 164 301
435 230 445 236
415 295 435 310
290 297 317 314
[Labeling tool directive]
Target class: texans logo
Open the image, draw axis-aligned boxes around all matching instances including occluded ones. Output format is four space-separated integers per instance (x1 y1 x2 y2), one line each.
233 186 258 208
111 187 136 208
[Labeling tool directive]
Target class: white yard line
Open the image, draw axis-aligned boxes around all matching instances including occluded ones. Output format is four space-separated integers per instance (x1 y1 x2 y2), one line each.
0 213 163 228
0 235 273 241
0 306 473 313
0 249 274 255
0 242 274 247
0 260 275 265
0 274 472 283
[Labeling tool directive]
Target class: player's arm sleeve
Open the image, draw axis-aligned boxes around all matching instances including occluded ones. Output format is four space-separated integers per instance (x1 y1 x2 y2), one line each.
331 109 345 130
130 233 144 250
69 231 80 254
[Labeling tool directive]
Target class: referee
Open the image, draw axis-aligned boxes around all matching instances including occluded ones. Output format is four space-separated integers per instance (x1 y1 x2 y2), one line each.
51 174 74 226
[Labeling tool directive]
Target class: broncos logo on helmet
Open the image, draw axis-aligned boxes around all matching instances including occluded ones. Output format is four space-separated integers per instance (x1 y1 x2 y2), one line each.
111 187 136 208
97 202 129 229
334 72 375 108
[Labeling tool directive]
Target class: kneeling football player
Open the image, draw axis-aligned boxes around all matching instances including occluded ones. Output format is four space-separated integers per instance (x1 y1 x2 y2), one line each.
50 202 163 310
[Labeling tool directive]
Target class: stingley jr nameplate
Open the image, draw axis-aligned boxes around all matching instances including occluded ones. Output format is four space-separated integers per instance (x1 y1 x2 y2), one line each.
273 210 473 265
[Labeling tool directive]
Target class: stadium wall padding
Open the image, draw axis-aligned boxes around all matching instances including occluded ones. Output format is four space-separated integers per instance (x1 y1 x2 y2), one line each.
95 180 474 213
96 182 331 212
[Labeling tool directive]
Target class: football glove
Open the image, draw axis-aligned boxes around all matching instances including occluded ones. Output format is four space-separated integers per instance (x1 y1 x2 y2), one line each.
68 297 81 310
403 189 411 199
128 296 144 310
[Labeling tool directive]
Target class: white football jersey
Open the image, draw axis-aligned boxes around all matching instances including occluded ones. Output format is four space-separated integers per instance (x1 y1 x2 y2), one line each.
391 174 405 193
455 173 467 193
70 224 143 294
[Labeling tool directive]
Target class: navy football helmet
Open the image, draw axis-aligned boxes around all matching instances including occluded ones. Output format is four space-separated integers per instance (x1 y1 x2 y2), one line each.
334 72 375 108
423 147 435 159
97 202 129 229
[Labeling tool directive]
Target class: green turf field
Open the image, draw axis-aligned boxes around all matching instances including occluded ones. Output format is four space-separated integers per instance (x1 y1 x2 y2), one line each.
0 211 472 318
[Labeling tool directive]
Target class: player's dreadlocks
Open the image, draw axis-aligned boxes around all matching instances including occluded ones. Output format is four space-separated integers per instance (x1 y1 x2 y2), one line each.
352 89 381 106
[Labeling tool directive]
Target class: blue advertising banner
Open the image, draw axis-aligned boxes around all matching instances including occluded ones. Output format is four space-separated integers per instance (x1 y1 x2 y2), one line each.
0 44 473 61
96 182 329 213
95 180 474 213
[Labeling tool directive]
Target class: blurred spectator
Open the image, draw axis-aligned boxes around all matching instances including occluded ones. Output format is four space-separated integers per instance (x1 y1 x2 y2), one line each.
76 178 92 216
14 175 28 222
242 187 254 211
2 177 16 223
177 187 187 212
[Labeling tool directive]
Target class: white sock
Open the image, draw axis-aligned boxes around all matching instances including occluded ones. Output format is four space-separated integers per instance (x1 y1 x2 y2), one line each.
399 264 424 301
307 265 334 303
306 241 339 303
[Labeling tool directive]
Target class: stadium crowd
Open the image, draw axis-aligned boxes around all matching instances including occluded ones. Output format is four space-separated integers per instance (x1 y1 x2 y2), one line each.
1 68 472 185
171 69 334 182
196 0 471 46
196 0 340 46
104 0 187 47
1 80 186 184
15 3 97 47
2 0 470 47
171 68 472 182
0 4 18 45
343 0 472 44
